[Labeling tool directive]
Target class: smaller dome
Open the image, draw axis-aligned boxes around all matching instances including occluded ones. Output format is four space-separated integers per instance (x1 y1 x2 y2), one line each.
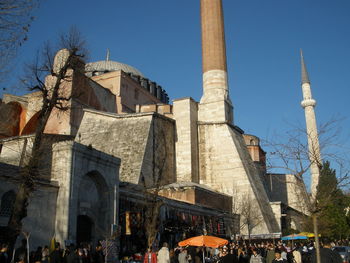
85 60 144 77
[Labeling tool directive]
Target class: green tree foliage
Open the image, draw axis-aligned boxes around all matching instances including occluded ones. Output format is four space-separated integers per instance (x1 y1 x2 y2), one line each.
317 161 350 238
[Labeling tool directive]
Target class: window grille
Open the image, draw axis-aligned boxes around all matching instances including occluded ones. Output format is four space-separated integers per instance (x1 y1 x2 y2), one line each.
0 190 16 217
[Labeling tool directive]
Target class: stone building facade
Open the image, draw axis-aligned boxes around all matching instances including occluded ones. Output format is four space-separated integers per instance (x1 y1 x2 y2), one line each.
0 51 239 250
0 132 121 246
0 0 310 251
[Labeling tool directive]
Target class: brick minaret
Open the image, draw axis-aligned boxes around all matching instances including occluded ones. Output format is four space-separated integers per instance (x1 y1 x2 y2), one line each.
197 0 281 235
300 50 322 199
198 0 233 123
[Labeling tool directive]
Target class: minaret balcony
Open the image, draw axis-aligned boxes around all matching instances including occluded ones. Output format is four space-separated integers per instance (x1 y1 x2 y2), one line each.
301 99 316 108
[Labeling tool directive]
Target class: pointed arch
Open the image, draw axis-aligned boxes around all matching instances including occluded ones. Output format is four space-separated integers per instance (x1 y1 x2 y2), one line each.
0 101 24 138
21 111 41 135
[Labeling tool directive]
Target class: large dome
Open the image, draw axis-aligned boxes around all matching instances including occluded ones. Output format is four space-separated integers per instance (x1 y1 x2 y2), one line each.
85 60 144 77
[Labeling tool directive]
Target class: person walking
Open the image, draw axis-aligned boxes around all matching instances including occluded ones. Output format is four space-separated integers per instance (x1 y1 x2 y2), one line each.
66 246 78 263
292 248 302 263
271 250 287 263
50 243 62 263
0 244 9 263
249 249 263 263
310 239 342 263
265 245 275 263
144 248 157 263
15 239 27 263
300 245 311 263
33 247 42 263
92 244 104 263
238 247 249 263
194 248 201 263
220 247 238 263
41 246 49 263
178 249 188 263
158 243 170 263
169 249 177 263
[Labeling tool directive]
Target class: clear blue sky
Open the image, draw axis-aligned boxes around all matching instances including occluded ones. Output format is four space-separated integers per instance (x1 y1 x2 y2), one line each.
2 0 350 186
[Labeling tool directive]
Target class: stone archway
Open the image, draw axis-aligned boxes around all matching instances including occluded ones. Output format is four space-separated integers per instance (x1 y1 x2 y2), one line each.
77 170 110 245
21 111 40 135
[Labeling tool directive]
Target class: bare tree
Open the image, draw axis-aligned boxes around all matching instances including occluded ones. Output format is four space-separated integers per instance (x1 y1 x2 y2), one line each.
264 118 350 262
5 27 87 248
238 194 263 242
143 192 163 249
142 125 168 249
0 0 38 82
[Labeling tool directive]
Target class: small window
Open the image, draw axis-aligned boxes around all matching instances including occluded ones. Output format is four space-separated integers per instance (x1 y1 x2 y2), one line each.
134 89 139 100
0 190 16 217
250 139 255 146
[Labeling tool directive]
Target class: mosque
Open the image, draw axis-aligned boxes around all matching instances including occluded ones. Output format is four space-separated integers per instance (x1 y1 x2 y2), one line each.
0 0 311 253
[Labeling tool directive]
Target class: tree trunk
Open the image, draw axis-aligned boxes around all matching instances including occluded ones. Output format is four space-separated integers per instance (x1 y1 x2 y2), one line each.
6 182 30 252
6 52 72 250
7 118 47 249
145 199 162 249
248 228 251 245
312 215 321 263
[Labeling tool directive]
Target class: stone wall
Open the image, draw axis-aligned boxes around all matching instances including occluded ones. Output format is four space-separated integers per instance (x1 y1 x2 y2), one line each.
265 173 310 215
173 98 199 183
141 112 176 186
269 202 282 230
0 135 73 180
51 141 120 244
0 136 31 166
45 70 117 136
76 110 151 184
24 92 43 123
0 179 58 250
0 140 59 249
265 173 288 204
198 123 280 235
76 109 176 187
285 174 310 215
157 182 232 212
91 71 162 114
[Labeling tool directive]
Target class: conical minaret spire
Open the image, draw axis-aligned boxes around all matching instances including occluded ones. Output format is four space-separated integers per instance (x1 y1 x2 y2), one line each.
301 49 310 84
106 48 110 61
300 51 322 200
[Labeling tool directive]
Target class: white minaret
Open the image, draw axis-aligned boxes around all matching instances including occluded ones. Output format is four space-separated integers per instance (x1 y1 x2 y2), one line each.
300 50 322 199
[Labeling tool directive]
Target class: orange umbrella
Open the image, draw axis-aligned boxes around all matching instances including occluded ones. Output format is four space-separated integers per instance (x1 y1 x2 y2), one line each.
178 235 228 248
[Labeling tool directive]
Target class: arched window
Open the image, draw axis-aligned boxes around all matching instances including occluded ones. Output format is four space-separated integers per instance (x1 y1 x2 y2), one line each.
250 139 255 146
0 190 16 217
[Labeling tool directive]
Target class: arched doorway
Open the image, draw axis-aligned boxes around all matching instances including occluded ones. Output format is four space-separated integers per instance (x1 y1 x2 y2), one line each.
76 171 110 245
76 215 94 245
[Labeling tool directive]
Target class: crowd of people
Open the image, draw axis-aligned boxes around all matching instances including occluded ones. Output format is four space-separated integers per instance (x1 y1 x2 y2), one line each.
143 239 345 263
0 239 105 263
0 238 347 263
